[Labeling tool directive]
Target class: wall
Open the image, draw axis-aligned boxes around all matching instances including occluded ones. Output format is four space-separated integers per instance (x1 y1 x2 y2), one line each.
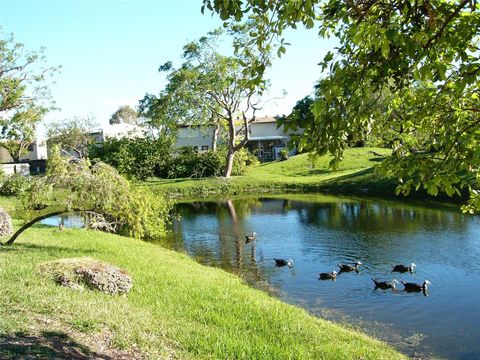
175 127 214 150
0 163 30 176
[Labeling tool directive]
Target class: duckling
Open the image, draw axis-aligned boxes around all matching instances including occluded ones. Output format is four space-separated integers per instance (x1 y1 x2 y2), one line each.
372 278 399 290
338 261 362 273
401 280 431 292
274 258 293 268
319 271 337 280
245 232 257 243
392 263 416 273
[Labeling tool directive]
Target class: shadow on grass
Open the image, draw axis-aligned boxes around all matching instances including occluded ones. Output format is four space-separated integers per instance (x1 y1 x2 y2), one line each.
0 242 96 254
368 157 385 163
0 331 111 359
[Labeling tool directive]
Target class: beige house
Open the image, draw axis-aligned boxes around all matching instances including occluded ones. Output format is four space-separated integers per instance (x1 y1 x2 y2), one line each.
175 116 295 161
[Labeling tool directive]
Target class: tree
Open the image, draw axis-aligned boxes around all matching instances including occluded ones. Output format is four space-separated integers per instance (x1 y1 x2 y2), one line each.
0 32 57 161
203 0 480 212
3 156 172 245
47 116 97 159
140 29 272 177
109 105 139 125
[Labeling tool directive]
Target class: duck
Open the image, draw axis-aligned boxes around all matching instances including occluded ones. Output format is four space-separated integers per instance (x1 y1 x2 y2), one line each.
245 232 257 243
372 278 399 290
274 258 293 268
401 280 431 292
392 263 416 273
338 261 362 273
319 271 337 280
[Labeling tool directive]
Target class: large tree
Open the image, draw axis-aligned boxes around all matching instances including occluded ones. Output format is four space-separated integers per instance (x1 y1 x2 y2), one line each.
0 33 57 161
47 116 97 160
203 0 480 212
140 29 271 177
109 105 139 125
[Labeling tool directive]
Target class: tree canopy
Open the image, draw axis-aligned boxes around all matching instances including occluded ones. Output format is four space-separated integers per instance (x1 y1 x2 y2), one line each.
0 32 58 161
139 29 272 177
109 105 139 125
47 116 97 160
203 0 480 212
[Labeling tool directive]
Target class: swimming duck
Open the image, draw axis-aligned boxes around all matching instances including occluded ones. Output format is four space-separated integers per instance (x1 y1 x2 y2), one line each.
338 261 362 272
274 258 293 268
401 280 431 292
245 232 257 243
392 263 416 273
319 271 337 280
372 278 399 290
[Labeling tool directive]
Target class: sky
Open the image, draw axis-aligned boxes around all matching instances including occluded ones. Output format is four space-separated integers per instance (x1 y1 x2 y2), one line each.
0 0 335 135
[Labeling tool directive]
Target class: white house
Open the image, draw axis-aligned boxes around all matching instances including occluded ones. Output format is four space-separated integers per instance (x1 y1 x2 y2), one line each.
0 141 48 163
175 116 295 161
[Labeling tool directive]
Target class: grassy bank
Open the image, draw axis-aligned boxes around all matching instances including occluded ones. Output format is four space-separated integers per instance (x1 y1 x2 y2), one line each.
144 147 398 198
0 200 405 359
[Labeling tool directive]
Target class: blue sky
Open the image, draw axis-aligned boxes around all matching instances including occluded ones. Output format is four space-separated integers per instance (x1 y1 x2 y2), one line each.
1 0 334 133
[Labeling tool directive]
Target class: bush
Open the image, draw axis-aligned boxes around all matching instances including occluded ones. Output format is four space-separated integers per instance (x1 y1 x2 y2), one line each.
164 146 259 179
165 147 223 178
0 174 31 196
89 137 259 180
89 137 173 180
279 149 289 161
231 147 260 175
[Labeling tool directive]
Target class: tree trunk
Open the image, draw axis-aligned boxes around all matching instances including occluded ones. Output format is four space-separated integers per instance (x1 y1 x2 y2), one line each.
212 123 220 151
223 149 235 178
2 209 86 245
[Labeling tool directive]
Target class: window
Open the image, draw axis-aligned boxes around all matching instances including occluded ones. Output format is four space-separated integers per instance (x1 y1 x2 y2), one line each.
27 144 34 151
201 145 209 151
192 146 199 151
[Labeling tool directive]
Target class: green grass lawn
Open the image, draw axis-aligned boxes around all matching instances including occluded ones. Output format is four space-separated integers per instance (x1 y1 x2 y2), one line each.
0 198 406 359
144 147 397 198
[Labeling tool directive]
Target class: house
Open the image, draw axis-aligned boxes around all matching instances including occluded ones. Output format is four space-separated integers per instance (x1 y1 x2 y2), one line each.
0 141 48 163
86 123 148 147
0 141 48 175
174 116 295 161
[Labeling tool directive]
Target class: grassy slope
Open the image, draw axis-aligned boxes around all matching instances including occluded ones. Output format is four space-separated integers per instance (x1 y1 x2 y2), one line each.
0 206 405 359
145 147 397 198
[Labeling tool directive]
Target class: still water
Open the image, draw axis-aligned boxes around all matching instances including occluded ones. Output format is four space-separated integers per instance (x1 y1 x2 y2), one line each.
169 195 480 360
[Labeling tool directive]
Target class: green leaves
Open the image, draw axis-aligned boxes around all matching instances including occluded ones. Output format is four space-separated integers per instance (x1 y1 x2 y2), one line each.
0 33 58 159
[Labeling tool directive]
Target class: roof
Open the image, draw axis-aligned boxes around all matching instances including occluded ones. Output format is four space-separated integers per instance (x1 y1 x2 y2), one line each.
247 136 288 141
251 116 278 124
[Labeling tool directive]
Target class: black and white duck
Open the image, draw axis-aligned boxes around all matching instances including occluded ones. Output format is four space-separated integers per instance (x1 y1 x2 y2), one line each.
274 258 294 268
401 280 431 292
372 278 399 290
319 271 337 280
245 232 257 243
392 263 416 273
338 261 362 273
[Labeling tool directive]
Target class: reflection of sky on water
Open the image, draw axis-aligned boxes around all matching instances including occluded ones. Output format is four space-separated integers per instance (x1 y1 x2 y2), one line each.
170 196 480 360
40 213 85 228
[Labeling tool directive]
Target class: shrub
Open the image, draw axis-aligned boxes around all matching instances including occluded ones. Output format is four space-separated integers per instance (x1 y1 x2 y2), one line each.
0 174 31 196
231 147 260 175
279 149 289 161
89 137 173 180
165 147 223 178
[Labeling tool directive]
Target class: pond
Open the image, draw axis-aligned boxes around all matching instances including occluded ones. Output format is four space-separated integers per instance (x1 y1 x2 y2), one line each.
168 195 480 360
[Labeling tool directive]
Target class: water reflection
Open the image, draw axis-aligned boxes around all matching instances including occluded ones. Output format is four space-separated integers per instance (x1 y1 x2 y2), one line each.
170 196 480 359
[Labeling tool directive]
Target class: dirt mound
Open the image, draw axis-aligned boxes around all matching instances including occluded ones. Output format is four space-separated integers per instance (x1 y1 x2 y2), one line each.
38 257 132 295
